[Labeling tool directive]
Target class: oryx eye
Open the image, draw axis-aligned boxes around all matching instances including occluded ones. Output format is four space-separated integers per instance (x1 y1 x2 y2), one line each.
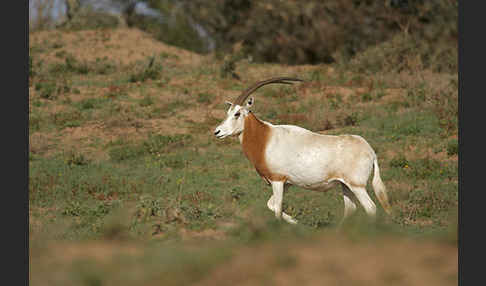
234 112 241 118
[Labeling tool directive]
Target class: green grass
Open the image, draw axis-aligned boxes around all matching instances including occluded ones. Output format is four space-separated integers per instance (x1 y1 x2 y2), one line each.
196 92 214 104
30 131 457 241
33 114 451 233
29 26 457 286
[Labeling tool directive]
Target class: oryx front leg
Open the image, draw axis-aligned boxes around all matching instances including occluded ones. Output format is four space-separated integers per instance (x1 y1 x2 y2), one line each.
268 181 297 224
267 195 298 224
271 181 284 219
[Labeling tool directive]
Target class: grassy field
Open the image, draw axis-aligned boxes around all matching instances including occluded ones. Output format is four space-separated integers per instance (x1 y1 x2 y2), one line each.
29 28 458 285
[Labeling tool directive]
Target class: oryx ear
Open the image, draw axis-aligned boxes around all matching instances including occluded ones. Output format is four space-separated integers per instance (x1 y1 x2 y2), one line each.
225 101 233 107
245 97 254 109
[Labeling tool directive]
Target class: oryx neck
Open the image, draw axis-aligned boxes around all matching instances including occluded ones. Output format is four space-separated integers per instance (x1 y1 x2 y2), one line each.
241 112 275 181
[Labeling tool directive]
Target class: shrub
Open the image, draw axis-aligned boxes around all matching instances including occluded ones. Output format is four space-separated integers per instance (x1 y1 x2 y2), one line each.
64 150 91 167
139 95 154 107
75 98 106 110
143 134 193 155
109 144 146 162
35 81 57 99
196 93 213 104
49 56 89 75
62 200 117 218
446 139 458 156
136 195 165 219
361 93 372 102
92 57 116 75
220 53 243 79
390 155 409 168
342 112 359 127
48 54 116 76
129 57 163 83
62 200 85 217
51 110 83 128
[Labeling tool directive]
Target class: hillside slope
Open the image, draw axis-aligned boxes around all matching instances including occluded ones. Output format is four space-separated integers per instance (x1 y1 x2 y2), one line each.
29 27 458 286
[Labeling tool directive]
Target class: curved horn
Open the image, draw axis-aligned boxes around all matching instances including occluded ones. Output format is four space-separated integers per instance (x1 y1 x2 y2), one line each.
234 77 303 106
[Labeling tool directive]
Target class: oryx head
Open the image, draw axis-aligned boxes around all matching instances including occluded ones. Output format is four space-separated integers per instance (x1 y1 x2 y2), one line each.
214 77 303 139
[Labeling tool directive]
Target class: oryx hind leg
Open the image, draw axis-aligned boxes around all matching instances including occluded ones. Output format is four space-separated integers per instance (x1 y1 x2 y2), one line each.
339 183 357 225
347 184 377 219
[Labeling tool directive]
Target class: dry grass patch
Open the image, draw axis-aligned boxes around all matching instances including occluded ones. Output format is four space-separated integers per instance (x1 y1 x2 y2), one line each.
29 132 54 156
30 28 203 66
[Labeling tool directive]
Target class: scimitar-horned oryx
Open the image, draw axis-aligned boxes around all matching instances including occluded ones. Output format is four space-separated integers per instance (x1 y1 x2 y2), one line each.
214 77 392 224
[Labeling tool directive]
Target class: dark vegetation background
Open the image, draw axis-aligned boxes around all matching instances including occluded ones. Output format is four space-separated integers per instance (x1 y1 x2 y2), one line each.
32 0 457 71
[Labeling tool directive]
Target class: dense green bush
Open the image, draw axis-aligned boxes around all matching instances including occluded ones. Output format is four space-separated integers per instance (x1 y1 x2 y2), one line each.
126 0 456 69
186 0 457 68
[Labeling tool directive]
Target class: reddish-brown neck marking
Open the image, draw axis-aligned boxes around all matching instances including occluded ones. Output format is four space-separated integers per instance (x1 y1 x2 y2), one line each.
242 113 286 182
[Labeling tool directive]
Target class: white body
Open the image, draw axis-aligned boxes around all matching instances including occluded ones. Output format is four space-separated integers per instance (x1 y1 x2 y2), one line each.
263 123 374 190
